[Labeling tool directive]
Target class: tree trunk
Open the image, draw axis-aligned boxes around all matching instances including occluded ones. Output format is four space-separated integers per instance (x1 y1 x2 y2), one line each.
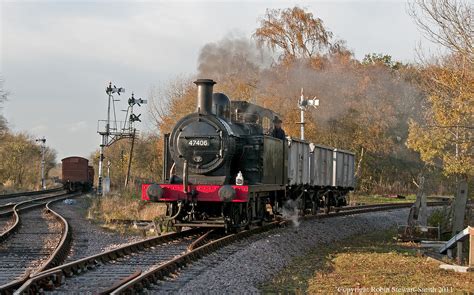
355 147 364 178
451 177 469 234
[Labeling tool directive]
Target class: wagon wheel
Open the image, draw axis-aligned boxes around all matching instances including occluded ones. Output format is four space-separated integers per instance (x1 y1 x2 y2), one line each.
298 194 306 217
311 199 318 215
333 193 341 213
324 205 330 214
324 196 330 214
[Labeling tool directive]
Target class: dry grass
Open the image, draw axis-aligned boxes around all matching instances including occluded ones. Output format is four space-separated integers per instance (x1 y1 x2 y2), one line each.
348 194 417 205
260 229 474 294
89 193 166 223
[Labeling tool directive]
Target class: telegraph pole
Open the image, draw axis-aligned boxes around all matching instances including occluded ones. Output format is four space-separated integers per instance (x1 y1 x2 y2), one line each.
35 137 46 190
297 88 319 140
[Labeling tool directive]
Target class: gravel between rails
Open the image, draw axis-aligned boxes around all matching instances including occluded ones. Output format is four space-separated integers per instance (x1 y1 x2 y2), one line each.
49 195 145 263
46 236 196 294
150 208 429 294
0 215 12 233
0 209 62 286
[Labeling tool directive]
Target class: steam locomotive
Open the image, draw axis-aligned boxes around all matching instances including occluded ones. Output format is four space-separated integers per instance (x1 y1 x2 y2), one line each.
142 79 355 231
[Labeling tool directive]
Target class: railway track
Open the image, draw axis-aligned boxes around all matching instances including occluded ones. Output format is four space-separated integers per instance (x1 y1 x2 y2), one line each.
0 193 79 294
0 187 63 198
0 191 72 241
0 190 69 217
14 200 447 294
0 189 68 233
48 199 144 264
0 188 64 206
15 228 208 294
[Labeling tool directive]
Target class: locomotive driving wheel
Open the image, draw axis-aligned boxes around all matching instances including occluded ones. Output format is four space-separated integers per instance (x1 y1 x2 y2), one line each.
243 201 252 230
224 203 243 233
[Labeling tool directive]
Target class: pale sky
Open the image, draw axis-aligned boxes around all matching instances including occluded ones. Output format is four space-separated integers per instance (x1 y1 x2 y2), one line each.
1 0 439 160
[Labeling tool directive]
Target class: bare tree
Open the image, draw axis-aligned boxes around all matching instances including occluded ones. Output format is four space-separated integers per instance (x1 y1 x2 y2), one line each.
408 0 473 63
0 79 8 137
148 76 194 134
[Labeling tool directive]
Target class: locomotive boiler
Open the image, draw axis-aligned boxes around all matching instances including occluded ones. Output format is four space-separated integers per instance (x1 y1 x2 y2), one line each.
142 79 355 231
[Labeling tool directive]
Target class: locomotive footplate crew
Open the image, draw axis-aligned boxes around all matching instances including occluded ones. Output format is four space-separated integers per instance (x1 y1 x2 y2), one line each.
269 116 286 140
142 78 355 232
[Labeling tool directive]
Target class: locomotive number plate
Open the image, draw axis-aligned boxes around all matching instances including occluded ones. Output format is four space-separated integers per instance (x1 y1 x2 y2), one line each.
188 139 209 146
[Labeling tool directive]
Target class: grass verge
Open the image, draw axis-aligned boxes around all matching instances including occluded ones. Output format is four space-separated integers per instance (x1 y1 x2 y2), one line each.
349 194 417 205
260 228 473 294
88 192 166 223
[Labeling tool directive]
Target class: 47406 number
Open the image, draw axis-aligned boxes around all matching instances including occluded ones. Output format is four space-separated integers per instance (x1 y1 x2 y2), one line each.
188 139 209 146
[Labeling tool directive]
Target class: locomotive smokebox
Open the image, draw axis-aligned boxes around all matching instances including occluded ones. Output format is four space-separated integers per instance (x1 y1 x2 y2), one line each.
194 79 216 115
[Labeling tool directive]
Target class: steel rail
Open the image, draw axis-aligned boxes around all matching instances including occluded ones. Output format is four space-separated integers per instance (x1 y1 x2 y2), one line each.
39 200 73 271
0 191 69 216
0 192 72 242
187 229 214 251
110 201 447 294
0 194 80 294
328 201 447 216
16 201 447 294
0 187 63 199
15 228 207 294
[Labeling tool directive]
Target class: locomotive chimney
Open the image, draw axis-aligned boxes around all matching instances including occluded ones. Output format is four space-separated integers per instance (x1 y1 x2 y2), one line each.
194 79 216 115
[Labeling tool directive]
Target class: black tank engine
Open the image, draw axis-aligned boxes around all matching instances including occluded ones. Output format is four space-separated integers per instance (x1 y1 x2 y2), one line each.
143 79 355 231
166 79 283 186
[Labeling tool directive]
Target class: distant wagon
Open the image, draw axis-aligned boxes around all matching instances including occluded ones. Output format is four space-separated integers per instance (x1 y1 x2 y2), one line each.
61 156 94 192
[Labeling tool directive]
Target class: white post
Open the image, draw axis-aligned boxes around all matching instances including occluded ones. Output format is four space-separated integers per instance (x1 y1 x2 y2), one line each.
300 108 305 140
299 88 305 140
40 143 45 189
98 83 115 196
36 137 46 190
297 88 319 141
41 144 45 189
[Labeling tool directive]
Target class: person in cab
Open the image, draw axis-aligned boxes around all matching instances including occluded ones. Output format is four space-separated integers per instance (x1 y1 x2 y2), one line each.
270 116 286 140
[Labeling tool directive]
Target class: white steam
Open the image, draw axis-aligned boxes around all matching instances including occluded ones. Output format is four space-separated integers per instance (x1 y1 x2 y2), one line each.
282 199 300 228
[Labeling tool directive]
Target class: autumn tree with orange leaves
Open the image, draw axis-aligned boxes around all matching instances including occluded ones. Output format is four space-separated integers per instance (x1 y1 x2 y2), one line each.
406 0 473 234
253 7 334 62
147 6 454 196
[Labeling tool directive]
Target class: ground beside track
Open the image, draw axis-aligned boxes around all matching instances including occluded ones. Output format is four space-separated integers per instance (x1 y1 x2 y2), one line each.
261 227 474 294
150 208 435 294
50 195 145 262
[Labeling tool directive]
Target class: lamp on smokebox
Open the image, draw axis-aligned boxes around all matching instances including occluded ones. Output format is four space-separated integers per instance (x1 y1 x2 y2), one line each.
297 88 319 140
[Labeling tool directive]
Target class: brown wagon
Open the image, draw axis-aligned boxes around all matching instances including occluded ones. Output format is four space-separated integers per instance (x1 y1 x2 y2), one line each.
62 156 93 192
